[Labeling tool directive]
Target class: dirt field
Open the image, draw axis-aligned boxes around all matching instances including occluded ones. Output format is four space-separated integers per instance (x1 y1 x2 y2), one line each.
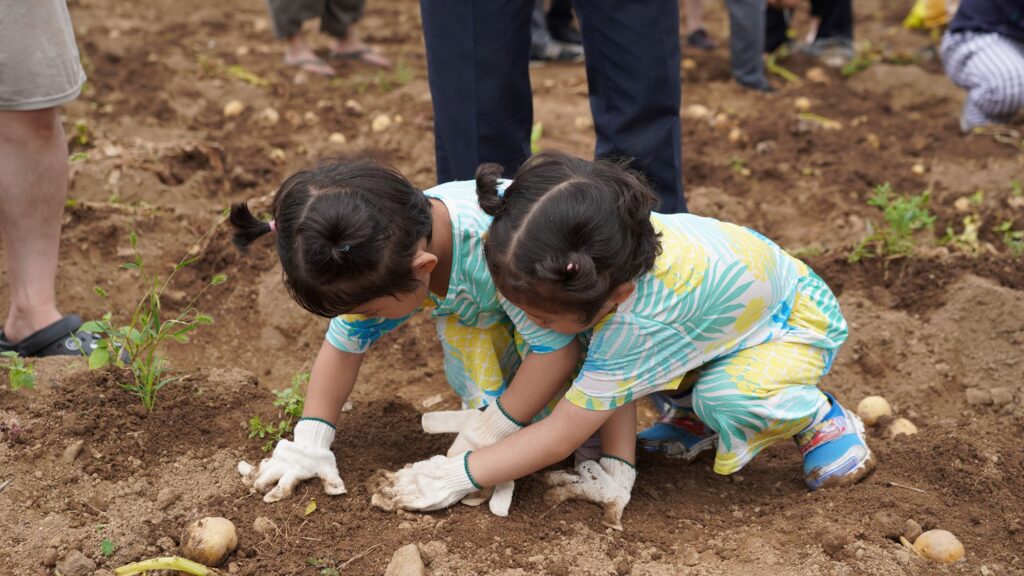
2 0 1023 574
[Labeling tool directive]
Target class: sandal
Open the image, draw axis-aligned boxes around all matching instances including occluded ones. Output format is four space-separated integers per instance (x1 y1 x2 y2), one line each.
283 56 337 77
328 48 392 69
0 315 100 358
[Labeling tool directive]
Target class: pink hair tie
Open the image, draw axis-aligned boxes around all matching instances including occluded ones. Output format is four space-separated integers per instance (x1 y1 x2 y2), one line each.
268 220 277 233
566 262 578 273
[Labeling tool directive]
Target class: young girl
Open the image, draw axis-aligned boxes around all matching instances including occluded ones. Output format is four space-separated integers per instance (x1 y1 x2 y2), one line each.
375 151 874 520
229 158 585 507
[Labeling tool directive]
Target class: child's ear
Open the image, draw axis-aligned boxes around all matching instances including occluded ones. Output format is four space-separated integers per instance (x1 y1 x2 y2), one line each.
412 250 438 276
609 282 636 305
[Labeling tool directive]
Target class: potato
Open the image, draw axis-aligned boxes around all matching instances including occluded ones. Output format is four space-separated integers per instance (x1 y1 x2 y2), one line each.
328 132 347 145
856 395 892 426
181 517 237 567
889 417 918 438
222 100 245 118
371 114 392 133
794 97 812 112
256 107 280 127
683 104 710 121
728 127 747 145
911 163 926 175
682 58 698 71
910 530 964 564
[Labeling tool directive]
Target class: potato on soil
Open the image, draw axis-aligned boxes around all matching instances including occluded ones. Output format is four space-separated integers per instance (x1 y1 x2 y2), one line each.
794 97 812 111
181 516 237 567
888 417 918 437
903 530 965 564
222 100 245 118
856 395 892 426
683 104 710 120
371 114 393 132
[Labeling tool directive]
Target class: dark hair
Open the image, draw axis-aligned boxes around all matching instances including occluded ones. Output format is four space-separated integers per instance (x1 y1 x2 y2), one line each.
477 151 661 323
229 157 432 317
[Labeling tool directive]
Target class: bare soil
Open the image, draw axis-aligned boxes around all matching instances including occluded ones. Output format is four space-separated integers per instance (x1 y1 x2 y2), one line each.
1 0 1023 574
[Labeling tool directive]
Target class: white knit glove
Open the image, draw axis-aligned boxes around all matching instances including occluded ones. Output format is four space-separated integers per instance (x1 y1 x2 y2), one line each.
238 419 347 503
542 456 637 531
371 453 478 512
421 402 520 516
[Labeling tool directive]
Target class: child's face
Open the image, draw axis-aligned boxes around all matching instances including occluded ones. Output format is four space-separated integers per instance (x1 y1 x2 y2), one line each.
510 282 636 334
350 249 435 319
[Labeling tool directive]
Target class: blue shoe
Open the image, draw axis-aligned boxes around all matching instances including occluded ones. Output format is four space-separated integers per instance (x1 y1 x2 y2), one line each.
795 392 875 491
638 405 718 462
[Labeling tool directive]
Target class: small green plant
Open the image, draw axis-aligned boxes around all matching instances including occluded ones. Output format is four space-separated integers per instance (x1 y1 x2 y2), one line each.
82 230 226 411
728 156 751 177
73 120 91 147
1 351 36 390
101 538 116 557
941 214 982 255
995 220 1024 255
225 65 270 88
849 183 936 262
530 122 544 154
1011 180 1023 197
249 372 308 452
69 151 88 163
373 60 411 92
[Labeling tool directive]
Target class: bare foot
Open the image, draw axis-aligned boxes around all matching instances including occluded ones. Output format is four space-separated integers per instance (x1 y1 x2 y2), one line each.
329 30 392 69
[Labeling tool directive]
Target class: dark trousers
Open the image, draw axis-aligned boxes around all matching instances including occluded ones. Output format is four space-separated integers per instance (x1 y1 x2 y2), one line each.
266 0 365 40
420 0 686 213
766 0 853 53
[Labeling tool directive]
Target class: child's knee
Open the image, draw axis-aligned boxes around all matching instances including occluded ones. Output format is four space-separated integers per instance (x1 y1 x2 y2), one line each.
972 66 1024 115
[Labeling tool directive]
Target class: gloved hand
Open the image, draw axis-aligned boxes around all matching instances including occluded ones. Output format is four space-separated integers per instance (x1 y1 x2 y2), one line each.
421 402 521 516
238 418 347 503
371 452 478 512
542 456 636 531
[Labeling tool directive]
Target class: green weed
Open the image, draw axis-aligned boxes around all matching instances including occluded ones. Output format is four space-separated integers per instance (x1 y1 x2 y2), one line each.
1 351 36 390
530 122 544 155
995 220 1024 255
941 214 982 255
249 372 308 452
82 230 226 411
225 65 270 87
848 183 936 262
101 538 116 557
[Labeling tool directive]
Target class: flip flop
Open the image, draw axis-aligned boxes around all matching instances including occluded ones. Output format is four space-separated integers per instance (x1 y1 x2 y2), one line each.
0 315 100 358
328 48 392 69
283 56 337 77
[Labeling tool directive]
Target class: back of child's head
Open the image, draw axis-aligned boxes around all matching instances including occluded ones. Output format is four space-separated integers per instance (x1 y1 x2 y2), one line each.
477 151 661 323
229 157 432 317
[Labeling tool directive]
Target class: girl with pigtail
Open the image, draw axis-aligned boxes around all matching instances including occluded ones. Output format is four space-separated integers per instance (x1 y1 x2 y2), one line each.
227 157 630 521
375 151 874 525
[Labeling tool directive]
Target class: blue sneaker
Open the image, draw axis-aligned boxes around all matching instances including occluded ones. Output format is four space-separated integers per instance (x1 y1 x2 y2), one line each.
795 392 875 491
638 402 718 461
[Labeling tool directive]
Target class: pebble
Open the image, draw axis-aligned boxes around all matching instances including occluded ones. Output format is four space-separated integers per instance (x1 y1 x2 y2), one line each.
156 487 180 510
328 132 347 145
990 387 1014 406
614 558 631 575
398 521 413 530
384 544 426 576
371 114 393 133
253 517 277 536
965 388 993 406
222 100 245 118
344 99 364 116
156 536 176 552
56 551 96 576
63 440 85 464
42 547 59 567
228 562 240 574
681 545 700 566
903 519 923 542
417 541 447 565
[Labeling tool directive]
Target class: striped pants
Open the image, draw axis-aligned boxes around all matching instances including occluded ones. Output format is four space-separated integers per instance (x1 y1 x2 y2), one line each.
941 31 1024 130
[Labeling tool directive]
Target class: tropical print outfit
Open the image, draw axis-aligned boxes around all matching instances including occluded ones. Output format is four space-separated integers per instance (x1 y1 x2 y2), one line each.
513 213 848 475
324 180 571 409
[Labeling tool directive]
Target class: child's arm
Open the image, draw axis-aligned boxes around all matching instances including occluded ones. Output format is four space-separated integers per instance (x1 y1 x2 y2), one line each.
445 338 582 456
240 341 364 502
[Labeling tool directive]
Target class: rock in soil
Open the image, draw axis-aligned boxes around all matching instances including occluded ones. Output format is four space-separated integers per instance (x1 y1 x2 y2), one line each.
62 440 85 464
253 516 277 536
56 550 96 576
385 543 426 576
156 487 180 510
990 387 1015 406
966 388 993 406
681 545 700 567
903 519 923 542
42 547 59 567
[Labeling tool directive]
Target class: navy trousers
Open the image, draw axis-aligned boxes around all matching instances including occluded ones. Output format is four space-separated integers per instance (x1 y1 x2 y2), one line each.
420 0 686 213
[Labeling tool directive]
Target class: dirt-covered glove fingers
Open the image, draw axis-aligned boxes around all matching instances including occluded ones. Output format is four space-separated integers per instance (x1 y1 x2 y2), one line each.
263 471 303 503
252 459 290 492
488 481 514 517
237 459 261 487
317 465 347 496
601 499 627 531
542 469 583 487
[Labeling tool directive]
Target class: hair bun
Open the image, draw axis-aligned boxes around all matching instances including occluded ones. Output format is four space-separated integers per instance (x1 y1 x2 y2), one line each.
475 163 508 217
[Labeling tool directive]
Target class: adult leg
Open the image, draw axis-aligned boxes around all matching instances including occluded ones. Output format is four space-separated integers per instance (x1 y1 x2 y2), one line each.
725 0 771 91
0 108 68 342
943 32 1024 129
574 0 686 213
764 6 791 53
323 0 391 68
420 0 533 182
547 0 581 45
811 0 853 43
266 0 336 75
